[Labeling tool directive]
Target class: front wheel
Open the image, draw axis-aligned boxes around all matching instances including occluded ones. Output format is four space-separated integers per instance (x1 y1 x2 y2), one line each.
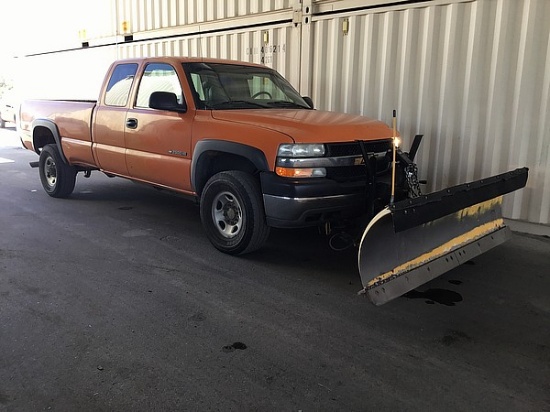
39 144 77 198
200 171 270 255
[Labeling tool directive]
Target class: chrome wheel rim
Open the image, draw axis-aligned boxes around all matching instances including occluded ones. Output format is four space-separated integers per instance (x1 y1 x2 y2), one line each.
44 156 57 188
212 191 242 238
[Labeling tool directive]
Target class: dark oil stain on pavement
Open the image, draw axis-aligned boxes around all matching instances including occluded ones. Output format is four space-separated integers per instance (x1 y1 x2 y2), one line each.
222 342 247 353
188 312 206 322
118 206 133 210
404 288 463 306
440 330 473 346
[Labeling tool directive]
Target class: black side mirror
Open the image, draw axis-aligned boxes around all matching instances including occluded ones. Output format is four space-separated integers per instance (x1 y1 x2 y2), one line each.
149 91 187 113
302 96 314 109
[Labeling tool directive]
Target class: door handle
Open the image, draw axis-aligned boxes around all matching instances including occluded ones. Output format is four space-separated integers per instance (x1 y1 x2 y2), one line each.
126 118 138 129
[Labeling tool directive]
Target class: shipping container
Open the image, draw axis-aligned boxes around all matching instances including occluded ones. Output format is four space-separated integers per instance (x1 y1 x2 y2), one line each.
12 0 550 229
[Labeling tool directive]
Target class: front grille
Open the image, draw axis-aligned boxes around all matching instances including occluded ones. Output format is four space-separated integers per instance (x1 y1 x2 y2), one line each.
326 142 362 157
326 165 368 181
325 140 392 182
326 140 392 157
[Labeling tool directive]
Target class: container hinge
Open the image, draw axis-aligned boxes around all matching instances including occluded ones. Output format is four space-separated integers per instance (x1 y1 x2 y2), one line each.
293 10 303 25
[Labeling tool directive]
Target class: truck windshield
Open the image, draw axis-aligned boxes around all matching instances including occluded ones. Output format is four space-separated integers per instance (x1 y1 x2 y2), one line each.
183 62 311 110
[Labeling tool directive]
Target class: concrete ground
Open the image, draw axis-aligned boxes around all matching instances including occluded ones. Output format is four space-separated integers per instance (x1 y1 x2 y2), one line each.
1 127 549 411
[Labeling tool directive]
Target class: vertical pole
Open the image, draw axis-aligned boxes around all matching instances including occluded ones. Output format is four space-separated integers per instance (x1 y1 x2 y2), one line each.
298 0 313 96
390 110 397 205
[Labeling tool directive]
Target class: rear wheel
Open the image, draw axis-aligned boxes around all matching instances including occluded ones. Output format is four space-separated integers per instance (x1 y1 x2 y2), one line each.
39 144 77 198
200 171 270 255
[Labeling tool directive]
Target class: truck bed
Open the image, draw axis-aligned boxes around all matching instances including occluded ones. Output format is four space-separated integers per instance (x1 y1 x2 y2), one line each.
20 99 97 167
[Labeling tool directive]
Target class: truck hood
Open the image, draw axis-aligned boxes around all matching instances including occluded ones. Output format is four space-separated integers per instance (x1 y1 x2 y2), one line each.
211 109 393 143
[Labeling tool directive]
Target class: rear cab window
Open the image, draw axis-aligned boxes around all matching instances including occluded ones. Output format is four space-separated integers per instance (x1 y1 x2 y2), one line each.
104 63 138 106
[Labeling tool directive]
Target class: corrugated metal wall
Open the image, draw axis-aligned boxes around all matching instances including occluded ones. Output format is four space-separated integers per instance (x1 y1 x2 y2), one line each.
117 23 302 88
309 0 550 225
14 0 550 226
117 0 293 30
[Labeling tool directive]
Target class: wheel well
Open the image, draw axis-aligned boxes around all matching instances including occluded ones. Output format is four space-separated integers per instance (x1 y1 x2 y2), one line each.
195 151 259 196
33 126 56 153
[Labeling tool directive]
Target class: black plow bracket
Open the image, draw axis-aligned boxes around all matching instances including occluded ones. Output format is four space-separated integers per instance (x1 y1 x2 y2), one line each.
389 167 529 232
408 134 423 161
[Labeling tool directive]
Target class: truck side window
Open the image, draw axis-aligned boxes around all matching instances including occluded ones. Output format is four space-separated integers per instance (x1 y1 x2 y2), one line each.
135 63 184 109
104 63 138 107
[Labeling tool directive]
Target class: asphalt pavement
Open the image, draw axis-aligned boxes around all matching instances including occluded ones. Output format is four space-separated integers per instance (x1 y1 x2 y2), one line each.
1 126 549 411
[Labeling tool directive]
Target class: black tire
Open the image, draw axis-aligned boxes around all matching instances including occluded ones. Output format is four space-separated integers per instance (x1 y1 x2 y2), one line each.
0 118 5 128
200 171 270 255
39 144 77 198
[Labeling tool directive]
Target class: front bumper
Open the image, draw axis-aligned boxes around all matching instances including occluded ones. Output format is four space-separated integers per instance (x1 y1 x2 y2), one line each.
260 172 367 228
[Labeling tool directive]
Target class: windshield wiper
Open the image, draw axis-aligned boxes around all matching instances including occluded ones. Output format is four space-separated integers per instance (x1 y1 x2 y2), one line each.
208 100 268 109
265 101 311 109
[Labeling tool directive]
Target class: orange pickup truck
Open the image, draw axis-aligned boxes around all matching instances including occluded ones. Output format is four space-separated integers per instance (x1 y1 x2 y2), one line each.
19 56 399 254
20 56 527 305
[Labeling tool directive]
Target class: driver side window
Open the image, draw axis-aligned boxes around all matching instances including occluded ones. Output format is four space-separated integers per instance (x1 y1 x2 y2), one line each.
135 63 184 108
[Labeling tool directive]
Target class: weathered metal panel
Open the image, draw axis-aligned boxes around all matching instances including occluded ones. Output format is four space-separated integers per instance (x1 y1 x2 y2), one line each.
309 0 550 224
116 0 293 32
11 0 549 228
313 0 472 13
16 23 300 100
117 23 302 90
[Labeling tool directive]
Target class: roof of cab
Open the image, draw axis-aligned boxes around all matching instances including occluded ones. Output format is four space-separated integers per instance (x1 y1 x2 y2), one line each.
111 56 268 69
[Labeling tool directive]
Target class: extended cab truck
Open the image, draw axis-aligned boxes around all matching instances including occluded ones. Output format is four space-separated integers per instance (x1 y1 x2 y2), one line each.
20 56 529 305
19 57 402 255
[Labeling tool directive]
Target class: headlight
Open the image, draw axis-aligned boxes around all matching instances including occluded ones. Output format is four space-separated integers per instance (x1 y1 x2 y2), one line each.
277 143 325 157
276 143 326 178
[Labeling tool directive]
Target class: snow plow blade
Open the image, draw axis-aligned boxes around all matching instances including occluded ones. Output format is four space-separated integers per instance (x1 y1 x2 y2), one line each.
358 167 528 306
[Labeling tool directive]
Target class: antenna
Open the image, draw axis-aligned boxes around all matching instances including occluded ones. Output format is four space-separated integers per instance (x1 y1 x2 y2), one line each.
390 110 398 205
